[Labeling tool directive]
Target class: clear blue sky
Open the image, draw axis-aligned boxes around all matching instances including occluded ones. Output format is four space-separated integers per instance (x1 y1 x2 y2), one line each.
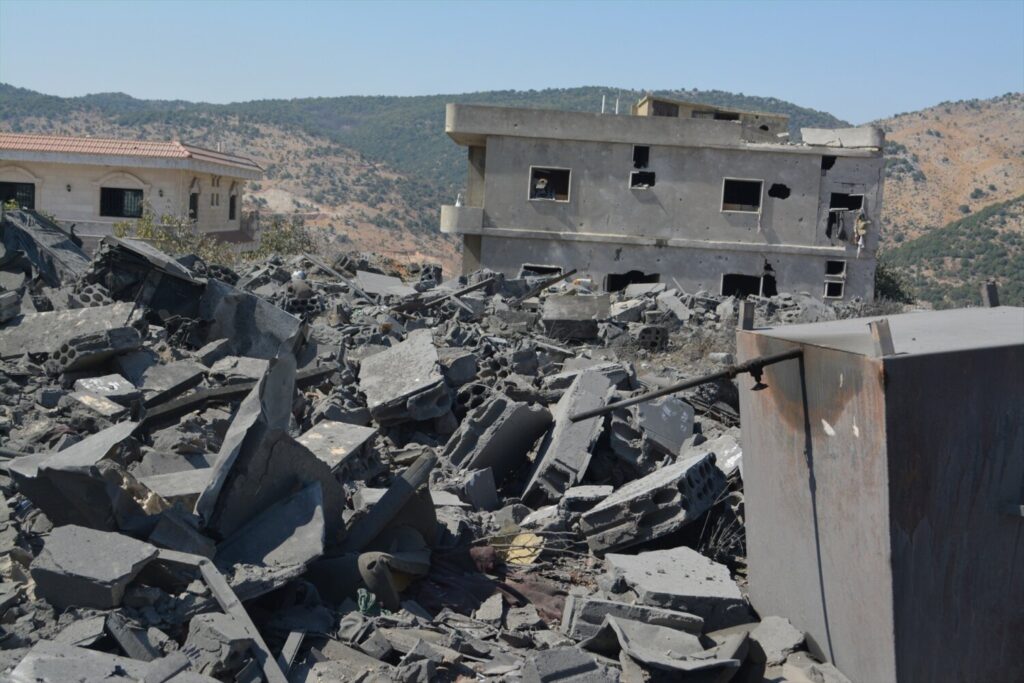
1 0 1021 123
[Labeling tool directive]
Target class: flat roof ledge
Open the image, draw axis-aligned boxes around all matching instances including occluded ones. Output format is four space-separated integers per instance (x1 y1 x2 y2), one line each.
801 127 885 149
446 104 882 158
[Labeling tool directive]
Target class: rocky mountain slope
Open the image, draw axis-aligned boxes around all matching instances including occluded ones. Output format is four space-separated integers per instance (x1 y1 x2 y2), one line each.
876 92 1024 245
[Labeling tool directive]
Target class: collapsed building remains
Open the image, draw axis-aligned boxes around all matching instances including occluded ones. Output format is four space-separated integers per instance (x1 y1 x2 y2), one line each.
0 205 1020 683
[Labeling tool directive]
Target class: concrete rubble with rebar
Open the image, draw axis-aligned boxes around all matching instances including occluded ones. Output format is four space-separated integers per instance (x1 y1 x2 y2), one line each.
0 208 898 681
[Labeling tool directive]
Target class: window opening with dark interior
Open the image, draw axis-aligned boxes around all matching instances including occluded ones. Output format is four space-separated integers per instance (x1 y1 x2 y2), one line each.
714 112 740 121
529 168 570 201
722 179 763 212
721 273 762 297
821 155 837 171
826 260 846 276
100 187 143 218
632 146 650 169
229 195 237 220
0 182 35 209
606 270 660 292
630 171 656 189
826 193 863 237
652 101 679 117
189 193 199 220
824 281 845 299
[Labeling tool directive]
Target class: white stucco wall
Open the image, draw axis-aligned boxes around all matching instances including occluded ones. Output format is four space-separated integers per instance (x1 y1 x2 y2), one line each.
0 160 248 237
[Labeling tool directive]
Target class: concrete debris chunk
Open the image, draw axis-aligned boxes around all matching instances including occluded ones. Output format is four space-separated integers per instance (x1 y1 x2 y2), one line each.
8 640 189 683
195 355 344 541
443 393 552 483
561 594 703 640
521 646 619 683
581 452 726 553
73 373 142 405
783 651 852 683
358 329 451 424
580 615 740 674
30 525 158 609
0 302 135 358
184 612 252 678
523 370 613 504
542 294 611 340
215 482 325 600
7 420 142 529
296 420 382 481
50 326 141 372
603 547 750 630
751 615 806 666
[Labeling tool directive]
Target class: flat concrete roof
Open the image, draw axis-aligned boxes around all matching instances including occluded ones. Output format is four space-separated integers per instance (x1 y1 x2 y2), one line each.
446 104 882 158
752 307 1024 357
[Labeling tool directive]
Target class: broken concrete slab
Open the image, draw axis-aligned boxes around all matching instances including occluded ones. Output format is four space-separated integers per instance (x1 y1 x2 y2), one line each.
7 420 142 529
184 612 252 678
523 370 613 504
635 396 694 456
8 640 166 683
148 510 216 558
0 301 135 358
358 329 451 425
215 482 325 600
138 468 214 509
560 594 704 640
194 338 233 367
73 373 142 405
580 615 739 675
51 326 141 373
195 355 344 542
542 294 610 340
0 209 91 288
521 646 618 683
603 547 749 630
30 525 157 609
581 452 726 554
295 420 381 481
623 282 666 298
208 356 269 385
118 356 206 407
437 347 478 386
656 289 692 323
355 269 417 297
198 278 303 359
442 393 552 483
67 390 127 418
751 615 806 666
782 651 852 683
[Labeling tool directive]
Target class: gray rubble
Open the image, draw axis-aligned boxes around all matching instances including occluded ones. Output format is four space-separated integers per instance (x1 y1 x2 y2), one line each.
0 217 878 681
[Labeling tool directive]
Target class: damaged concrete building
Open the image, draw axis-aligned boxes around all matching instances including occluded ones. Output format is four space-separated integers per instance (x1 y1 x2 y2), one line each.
441 95 885 301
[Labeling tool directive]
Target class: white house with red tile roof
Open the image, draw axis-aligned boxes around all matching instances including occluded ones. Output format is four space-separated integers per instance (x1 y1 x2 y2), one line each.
0 133 263 248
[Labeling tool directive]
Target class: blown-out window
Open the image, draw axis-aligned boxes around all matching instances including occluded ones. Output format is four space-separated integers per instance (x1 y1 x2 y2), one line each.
100 187 143 218
722 179 763 213
529 167 571 202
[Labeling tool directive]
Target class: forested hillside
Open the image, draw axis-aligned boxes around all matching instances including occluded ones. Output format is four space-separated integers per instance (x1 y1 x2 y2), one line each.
882 194 1024 307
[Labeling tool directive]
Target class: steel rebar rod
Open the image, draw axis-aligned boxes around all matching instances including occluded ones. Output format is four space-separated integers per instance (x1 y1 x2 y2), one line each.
569 348 802 422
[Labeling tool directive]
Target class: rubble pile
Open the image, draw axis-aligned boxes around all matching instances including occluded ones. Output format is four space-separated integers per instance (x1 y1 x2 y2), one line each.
0 211 855 682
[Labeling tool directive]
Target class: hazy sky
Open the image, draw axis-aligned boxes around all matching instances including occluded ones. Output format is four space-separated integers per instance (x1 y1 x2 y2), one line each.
1 0 1021 123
